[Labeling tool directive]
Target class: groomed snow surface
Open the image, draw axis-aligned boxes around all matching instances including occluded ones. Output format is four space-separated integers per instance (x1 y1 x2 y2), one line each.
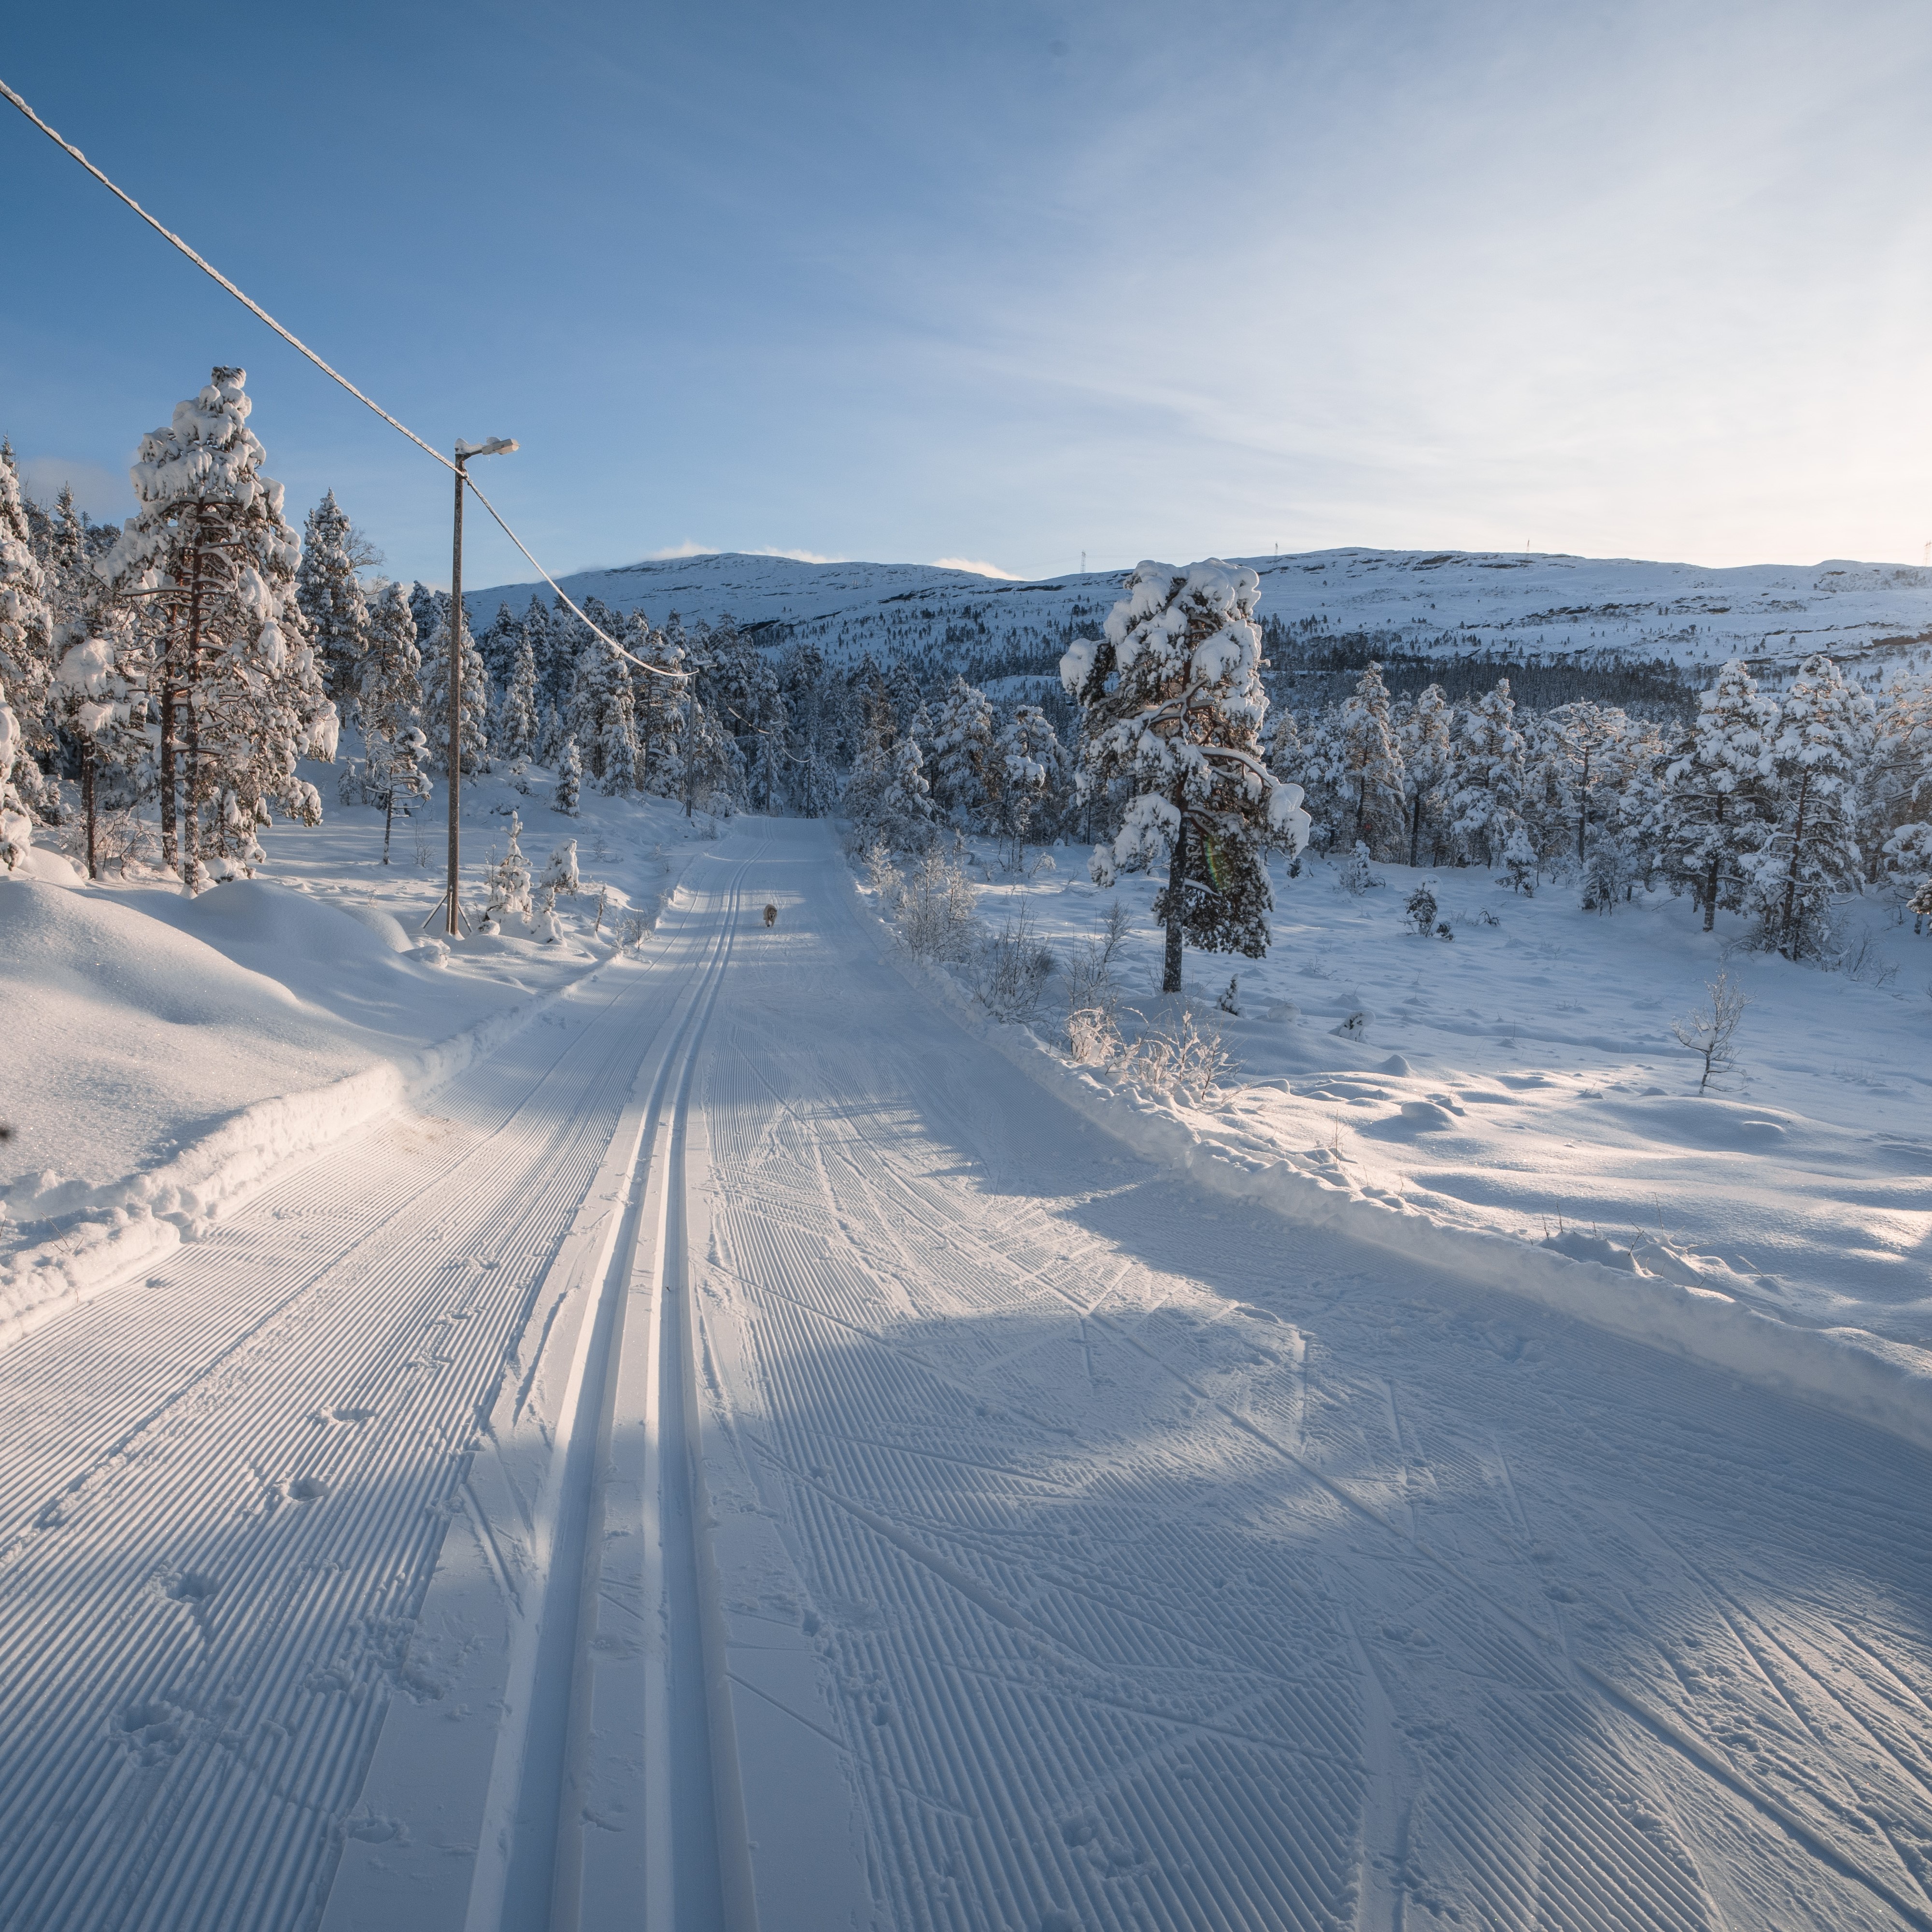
3 817 1932 1932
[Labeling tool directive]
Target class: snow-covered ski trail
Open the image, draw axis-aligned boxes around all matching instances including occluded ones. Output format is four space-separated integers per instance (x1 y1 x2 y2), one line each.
9 819 1932 1932
0 848 758 1932
682 822 1932 1932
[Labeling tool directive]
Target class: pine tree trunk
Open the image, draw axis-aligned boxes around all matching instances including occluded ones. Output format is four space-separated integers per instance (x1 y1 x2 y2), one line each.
1577 745 1591 866
1163 798 1186 995
1408 794 1422 867
158 619 178 879
1779 772 1811 959
181 530 207 893
1703 850 1719 932
382 783 395 865
1355 777 1367 847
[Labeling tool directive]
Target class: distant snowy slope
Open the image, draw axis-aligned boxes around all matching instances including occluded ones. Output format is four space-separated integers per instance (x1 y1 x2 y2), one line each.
469 546 1932 676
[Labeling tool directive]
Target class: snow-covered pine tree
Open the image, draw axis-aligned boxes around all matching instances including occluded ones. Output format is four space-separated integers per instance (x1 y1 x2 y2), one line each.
409 582 445 659
554 736 582 815
1397 683 1455 866
1747 653 1873 959
358 582 430 863
100 369 336 887
497 634 540 765
296 490 370 702
1659 659 1779 930
1334 662 1405 854
536 702 566 767
0 696 32 871
1881 820 1932 929
1063 560 1309 992
745 685 789 813
522 594 563 710
420 603 491 776
928 675 997 828
0 442 56 829
1450 679 1528 868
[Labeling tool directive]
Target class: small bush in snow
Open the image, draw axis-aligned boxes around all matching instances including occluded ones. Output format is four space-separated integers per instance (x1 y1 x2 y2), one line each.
1475 907 1500 928
538 840 580 897
975 901 1054 1020
1064 901 1130 1016
1503 825 1537 895
1216 976 1241 1017
1405 883 1437 936
1333 1009 1372 1040
1435 921 1455 940
895 848 979 963
1837 929 1899 988
863 840 904 908
482 812 533 934
1671 968 1748 1093
1117 1006 1237 1107
1339 842 1382 894
1067 1004 1122 1066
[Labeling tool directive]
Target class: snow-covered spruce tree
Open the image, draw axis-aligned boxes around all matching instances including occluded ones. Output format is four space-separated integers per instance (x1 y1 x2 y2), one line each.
678 690 739 816
794 744 838 819
478 602 523 696
99 369 335 888
420 603 490 776
1398 683 1455 866
358 583 430 864
1659 659 1779 931
992 704 1065 864
1748 653 1873 959
0 697 33 870
843 681 932 849
296 489 370 702
1881 819 1932 929
929 675 996 827
554 736 582 815
482 810 533 933
496 634 540 765
1334 661 1405 854
0 442 56 828
1063 560 1309 994
1450 679 1528 867
53 613 147 879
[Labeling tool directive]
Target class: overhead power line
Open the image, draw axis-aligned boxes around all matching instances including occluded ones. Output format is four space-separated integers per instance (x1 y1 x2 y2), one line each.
0 74 684 680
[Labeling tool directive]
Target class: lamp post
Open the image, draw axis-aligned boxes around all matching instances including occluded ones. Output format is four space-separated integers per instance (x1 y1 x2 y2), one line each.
442 436 517 936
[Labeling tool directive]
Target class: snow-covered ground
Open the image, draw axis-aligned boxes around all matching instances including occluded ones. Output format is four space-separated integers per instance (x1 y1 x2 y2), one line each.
468 546 1932 677
936 841 1932 1353
4 820 1932 1932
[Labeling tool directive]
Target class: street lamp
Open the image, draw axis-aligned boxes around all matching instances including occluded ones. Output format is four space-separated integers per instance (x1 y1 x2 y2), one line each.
441 436 518 936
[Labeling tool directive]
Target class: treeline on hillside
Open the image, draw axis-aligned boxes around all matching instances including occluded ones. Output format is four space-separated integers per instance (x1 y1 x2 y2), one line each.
2 378 1927 967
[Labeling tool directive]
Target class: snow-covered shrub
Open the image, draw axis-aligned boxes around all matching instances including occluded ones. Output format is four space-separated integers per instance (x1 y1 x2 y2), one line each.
1405 882 1437 935
1067 1004 1122 1066
1063 901 1129 1019
1475 907 1500 927
1339 841 1382 894
895 848 978 962
1216 975 1241 1016
1117 1006 1237 1107
482 811 533 934
1502 824 1537 894
1333 1009 1372 1040
862 840 904 909
975 902 1054 1021
1837 929 1898 988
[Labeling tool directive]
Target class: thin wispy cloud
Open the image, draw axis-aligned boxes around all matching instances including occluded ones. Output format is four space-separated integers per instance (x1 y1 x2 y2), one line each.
932 556 1021 580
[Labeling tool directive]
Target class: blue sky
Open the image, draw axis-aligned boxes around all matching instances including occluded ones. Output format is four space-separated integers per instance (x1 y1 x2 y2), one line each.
4 0 1930 586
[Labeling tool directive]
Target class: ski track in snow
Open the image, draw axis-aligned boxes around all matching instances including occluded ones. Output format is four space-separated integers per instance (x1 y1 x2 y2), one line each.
4 820 1932 1932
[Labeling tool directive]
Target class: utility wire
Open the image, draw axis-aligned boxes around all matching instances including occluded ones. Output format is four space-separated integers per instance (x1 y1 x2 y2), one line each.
0 73 685 681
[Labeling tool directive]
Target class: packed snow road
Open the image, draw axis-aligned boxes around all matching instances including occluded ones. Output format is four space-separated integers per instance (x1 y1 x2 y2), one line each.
5 821 1932 1932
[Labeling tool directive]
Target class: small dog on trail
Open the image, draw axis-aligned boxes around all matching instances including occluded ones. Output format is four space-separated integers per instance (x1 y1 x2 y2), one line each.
763 903 778 928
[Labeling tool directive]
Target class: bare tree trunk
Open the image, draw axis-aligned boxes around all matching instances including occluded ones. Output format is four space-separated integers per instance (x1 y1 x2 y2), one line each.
1577 744 1591 866
1703 850 1719 932
1354 776 1367 847
382 783 395 865
158 616 178 878
82 742 97 880
1162 796 1186 995
1408 793 1422 867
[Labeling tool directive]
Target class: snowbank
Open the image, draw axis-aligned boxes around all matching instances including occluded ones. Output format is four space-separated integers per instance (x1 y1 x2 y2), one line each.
2 762 715 1349
847 859 1932 1459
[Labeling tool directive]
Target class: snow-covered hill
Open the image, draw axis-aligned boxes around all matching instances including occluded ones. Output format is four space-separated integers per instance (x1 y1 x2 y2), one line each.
469 546 1932 677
